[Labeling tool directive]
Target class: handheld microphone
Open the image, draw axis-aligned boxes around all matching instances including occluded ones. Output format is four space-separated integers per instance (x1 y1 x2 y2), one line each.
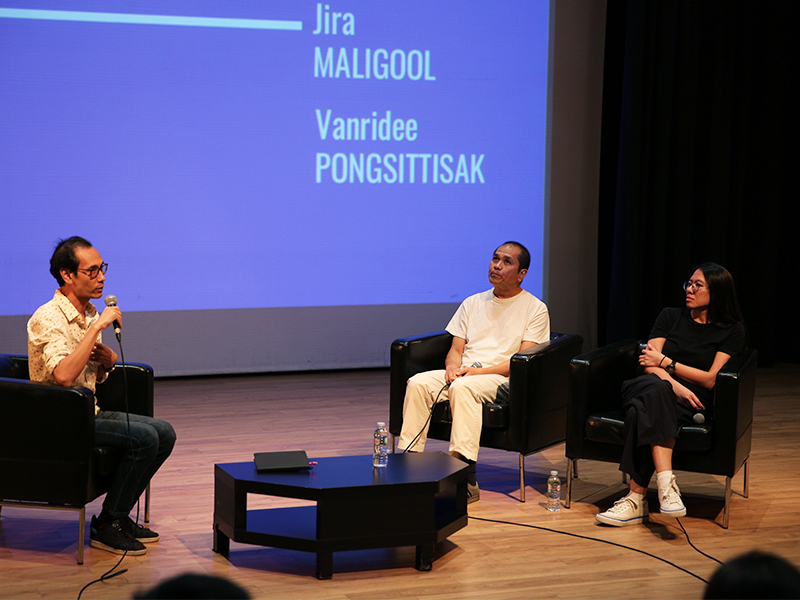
104 295 122 341
692 412 705 424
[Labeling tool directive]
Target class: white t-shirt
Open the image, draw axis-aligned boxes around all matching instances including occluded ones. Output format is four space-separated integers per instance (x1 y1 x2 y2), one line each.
445 289 550 368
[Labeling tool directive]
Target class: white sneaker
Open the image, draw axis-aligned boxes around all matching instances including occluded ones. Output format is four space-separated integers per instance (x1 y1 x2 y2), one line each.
658 474 686 517
596 494 649 526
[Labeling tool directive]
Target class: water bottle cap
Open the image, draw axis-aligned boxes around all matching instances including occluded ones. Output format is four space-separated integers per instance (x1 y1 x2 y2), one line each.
550 470 558 476
377 422 385 427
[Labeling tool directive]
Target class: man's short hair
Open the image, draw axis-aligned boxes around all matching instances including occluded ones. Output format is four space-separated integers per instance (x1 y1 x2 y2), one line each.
50 236 93 286
498 241 530 272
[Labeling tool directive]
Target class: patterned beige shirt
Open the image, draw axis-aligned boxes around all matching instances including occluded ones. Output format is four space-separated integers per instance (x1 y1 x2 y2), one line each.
27 289 109 411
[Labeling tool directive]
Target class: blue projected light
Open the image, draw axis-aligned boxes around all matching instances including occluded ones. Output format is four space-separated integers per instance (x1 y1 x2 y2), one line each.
0 8 303 30
0 1 550 315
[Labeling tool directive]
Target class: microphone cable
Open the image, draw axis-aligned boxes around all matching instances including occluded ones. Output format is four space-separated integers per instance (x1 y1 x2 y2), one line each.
77 327 142 600
402 363 483 453
673 517 723 565
468 513 722 584
76 562 128 600
402 381 450 453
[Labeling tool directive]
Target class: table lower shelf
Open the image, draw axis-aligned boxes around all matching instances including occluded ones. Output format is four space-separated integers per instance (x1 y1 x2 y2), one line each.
214 505 467 578
214 505 466 554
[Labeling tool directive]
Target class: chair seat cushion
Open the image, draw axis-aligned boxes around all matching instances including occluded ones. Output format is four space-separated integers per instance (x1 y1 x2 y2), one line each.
586 410 714 452
432 401 508 429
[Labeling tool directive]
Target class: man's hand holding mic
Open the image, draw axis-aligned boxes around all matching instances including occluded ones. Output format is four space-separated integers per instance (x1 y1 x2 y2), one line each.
76 296 121 376
445 365 460 384
446 362 483 384
102 294 123 341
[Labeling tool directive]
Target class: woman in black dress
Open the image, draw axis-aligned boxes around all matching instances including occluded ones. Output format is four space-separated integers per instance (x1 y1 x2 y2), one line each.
596 263 745 526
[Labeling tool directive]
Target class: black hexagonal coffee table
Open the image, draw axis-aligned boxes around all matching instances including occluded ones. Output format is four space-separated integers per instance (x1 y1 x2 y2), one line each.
213 451 468 579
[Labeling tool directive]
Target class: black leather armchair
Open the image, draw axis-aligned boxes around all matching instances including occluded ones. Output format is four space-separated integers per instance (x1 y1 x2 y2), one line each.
389 332 583 501
565 341 757 528
0 353 154 563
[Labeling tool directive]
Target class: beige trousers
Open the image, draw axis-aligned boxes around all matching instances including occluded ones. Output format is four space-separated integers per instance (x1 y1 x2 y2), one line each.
397 369 508 462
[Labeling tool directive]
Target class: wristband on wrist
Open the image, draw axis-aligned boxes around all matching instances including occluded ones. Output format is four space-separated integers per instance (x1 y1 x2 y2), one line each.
658 356 666 368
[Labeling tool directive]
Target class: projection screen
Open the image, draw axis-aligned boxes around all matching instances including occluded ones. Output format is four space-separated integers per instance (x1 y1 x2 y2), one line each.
0 1 552 375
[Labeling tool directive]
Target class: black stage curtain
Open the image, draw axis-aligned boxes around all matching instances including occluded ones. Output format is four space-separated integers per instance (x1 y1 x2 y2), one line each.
597 0 798 365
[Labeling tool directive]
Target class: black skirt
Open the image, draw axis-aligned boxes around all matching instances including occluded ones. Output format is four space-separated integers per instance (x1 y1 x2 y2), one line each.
623 374 678 444
619 373 705 486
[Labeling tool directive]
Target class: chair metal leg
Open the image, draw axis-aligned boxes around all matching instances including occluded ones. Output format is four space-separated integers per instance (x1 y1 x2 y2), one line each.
145 482 151 527
565 460 573 508
573 460 579 480
565 459 574 508
723 476 732 529
391 434 396 453
743 457 750 498
519 454 526 503
78 507 86 564
720 457 750 529
622 472 628 484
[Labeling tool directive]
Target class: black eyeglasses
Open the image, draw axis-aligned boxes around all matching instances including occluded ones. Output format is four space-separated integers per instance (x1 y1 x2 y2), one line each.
76 263 108 279
683 280 707 292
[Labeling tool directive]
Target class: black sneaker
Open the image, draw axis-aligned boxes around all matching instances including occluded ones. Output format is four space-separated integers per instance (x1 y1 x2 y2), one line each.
120 515 160 543
467 482 480 504
90 516 146 556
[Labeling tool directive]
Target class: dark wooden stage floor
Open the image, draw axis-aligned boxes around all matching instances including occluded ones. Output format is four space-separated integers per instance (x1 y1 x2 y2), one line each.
1 363 799 599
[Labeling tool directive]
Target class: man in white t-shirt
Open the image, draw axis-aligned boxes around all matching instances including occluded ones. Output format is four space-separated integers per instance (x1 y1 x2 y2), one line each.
397 242 550 503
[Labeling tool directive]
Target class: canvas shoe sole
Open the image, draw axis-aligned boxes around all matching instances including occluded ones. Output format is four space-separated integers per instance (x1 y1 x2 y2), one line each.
90 516 147 556
596 496 649 526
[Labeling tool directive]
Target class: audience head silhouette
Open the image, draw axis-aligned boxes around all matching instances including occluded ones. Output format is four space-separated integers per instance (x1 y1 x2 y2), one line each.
705 551 800 599
134 573 250 599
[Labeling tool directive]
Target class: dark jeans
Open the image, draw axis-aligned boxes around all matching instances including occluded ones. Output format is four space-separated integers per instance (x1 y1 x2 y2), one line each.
95 411 176 519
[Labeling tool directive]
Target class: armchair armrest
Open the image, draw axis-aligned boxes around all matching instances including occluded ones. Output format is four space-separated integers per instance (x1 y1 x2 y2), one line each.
566 340 639 458
568 340 640 413
507 332 583 452
712 348 758 452
389 331 452 436
95 362 154 417
0 378 96 506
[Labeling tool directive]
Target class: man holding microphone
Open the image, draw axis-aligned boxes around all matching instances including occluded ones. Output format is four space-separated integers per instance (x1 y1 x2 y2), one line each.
27 236 175 556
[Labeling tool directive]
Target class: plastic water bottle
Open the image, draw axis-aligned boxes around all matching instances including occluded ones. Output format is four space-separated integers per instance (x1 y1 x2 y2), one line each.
546 470 561 511
373 422 389 467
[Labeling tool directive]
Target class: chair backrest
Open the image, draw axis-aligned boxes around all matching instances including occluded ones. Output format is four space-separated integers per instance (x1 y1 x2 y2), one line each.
0 354 29 380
